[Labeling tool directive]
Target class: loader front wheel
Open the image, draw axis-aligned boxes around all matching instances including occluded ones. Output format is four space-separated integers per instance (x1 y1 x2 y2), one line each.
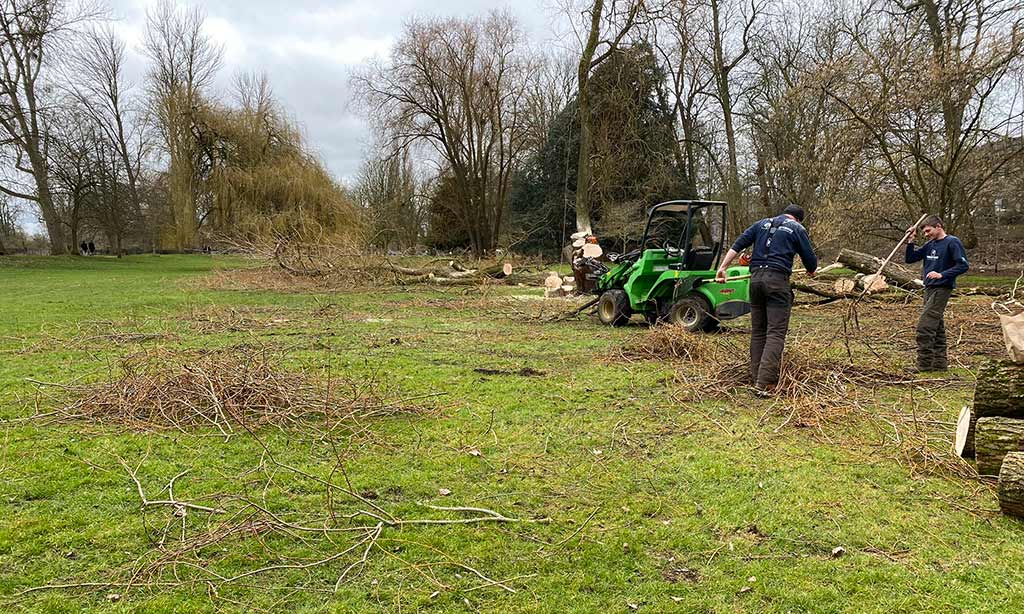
669 295 718 333
598 290 631 326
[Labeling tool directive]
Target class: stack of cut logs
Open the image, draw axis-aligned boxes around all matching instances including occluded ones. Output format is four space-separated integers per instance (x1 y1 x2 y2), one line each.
955 359 1024 517
544 231 605 298
544 272 578 298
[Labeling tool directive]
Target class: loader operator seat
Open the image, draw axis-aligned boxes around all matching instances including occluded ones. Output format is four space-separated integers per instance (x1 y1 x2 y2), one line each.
684 246 716 271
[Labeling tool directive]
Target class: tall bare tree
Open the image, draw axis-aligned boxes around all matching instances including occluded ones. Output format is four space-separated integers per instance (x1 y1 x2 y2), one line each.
355 11 533 256
143 0 222 251
0 0 93 253
69 26 146 223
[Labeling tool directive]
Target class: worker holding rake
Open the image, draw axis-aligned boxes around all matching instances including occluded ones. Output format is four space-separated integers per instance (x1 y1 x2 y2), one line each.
717 204 818 395
904 215 969 372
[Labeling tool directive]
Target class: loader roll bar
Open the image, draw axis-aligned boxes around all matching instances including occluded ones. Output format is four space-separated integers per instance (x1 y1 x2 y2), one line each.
640 200 728 271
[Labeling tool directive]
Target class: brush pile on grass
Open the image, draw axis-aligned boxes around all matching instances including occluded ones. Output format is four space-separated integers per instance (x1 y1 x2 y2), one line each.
621 325 913 400
621 324 975 477
32 348 427 433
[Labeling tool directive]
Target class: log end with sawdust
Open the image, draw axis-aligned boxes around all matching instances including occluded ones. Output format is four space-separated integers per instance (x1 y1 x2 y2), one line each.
954 406 976 458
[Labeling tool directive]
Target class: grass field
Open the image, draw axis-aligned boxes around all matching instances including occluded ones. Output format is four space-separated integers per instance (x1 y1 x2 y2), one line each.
1 255 1022 613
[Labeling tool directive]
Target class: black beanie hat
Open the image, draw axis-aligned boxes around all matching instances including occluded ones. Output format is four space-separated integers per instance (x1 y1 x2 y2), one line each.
782 203 804 222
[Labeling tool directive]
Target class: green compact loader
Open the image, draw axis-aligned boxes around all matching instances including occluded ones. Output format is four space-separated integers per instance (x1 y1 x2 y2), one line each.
591 200 751 331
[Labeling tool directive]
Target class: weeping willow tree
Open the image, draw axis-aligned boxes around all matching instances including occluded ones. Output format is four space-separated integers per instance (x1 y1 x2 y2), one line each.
197 74 363 244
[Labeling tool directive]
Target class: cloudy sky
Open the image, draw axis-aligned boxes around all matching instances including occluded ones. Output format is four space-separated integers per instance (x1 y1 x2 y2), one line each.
10 0 576 232
107 0 569 181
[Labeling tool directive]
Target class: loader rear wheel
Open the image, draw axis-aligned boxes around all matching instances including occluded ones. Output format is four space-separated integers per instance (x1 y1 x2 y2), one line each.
669 295 718 333
598 290 631 326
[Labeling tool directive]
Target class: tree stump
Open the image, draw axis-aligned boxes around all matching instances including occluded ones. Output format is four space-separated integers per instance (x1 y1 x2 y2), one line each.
976 417 1024 475
954 406 975 458
998 452 1024 518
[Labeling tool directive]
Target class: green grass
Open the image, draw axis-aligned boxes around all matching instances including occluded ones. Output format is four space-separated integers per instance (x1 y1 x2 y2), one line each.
1 255 1022 613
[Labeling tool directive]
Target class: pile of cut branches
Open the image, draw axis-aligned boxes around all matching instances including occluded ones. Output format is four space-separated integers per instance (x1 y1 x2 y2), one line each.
260 237 549 287
619 325 975 477
15 348 536 605
28 347 432 433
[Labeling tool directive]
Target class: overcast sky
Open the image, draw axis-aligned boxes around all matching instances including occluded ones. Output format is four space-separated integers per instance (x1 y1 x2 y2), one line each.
111 0 567 182
11 0 571 232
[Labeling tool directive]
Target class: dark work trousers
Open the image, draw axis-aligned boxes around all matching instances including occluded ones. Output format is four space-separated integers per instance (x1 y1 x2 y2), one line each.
749 268 793 389
917 286 952 370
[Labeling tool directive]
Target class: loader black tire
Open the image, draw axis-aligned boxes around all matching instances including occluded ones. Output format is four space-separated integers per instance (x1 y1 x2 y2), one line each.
669 295 718 333
598 290 631 326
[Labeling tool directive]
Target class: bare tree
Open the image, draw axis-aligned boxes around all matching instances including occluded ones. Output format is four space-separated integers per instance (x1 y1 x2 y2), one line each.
47 107 98 252
355 148 423 250
649 0 719 195
522 50 576 154
143 0 222 251
355 11 534 256
0 192 19 252
829 0 1024 246
68 25 147 223
0 0 95 253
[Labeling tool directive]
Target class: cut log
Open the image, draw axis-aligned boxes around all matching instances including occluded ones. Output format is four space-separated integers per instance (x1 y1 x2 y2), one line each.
860 273 889 294
972 359 1024 421
502 262 514 277
572 238 586 249
834 278 857 294
998 452 1024 517
836 248 1005 295
544 273 563 290
975 417 1024 475
582 243 603 258
791 279 855 300
561 284 575 294
955 406 976 458
837 249 923 290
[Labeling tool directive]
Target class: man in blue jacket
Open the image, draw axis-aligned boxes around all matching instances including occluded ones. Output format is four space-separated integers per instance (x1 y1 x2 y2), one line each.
904 215 969 372
717 204 818 394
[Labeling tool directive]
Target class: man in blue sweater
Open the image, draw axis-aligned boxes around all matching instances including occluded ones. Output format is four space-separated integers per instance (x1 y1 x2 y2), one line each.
717 204 818 393
904 215 969 372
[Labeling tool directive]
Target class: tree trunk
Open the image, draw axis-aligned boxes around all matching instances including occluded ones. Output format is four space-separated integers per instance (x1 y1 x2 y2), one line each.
573 0 604 236
975 417 1024 476
997 452 1024 518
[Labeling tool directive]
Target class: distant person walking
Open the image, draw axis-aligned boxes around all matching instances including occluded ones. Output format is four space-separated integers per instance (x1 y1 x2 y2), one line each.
716 204 818 394
79 241 88 256
88 241 96 256
904 215 969 372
